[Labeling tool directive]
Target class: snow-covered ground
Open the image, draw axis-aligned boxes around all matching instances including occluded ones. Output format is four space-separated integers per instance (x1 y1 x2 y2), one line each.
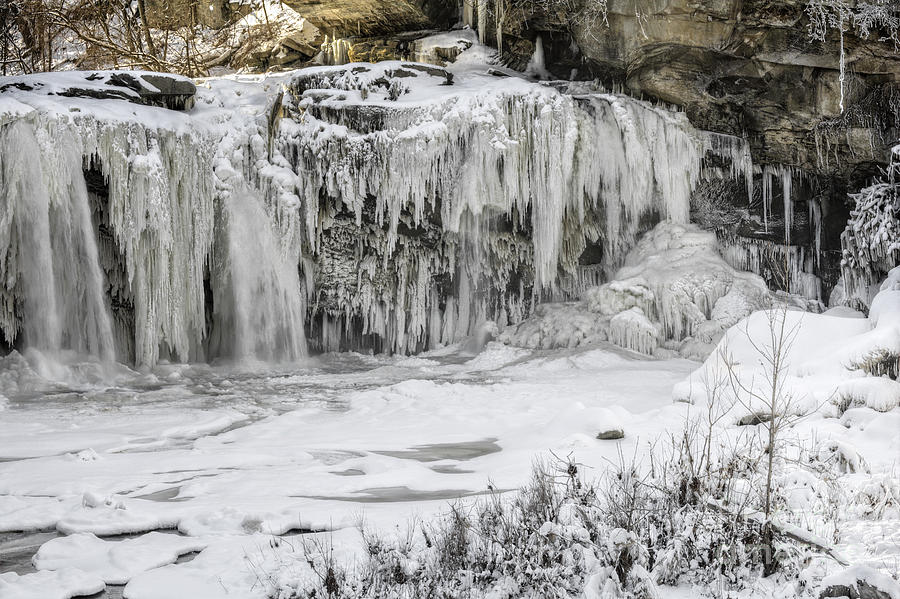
0 341 698 597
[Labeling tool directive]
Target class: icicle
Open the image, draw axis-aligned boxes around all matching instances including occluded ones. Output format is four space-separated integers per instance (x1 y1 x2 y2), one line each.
526 35 548 79
462 0 475 29
477 0 489 45
719 234 822 301
761 166 772 232
702 131 754 204
495 0 503 58
319 37 351 66
809 198 823 268
782 167 793 245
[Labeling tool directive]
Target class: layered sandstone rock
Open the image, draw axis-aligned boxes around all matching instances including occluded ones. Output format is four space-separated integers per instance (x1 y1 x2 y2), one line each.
496 0 900 179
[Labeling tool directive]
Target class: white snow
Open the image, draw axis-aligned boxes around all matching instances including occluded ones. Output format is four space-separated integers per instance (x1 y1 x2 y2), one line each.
32 532 208 584
0 49 897 599
0 568 105 599
502 222 772 357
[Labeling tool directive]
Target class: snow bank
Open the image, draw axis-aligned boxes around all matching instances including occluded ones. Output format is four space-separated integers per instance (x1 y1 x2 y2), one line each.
675 266 900 416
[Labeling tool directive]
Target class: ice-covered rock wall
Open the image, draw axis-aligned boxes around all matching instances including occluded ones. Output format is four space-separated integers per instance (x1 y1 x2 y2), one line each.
278 64 712 353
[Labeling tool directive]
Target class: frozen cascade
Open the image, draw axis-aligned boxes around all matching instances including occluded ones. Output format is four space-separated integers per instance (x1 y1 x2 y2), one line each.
318 36 352 66
0 64 757 363
281 65 707 353
0 119 115 360
525 35 549 79
0 82 309 366
209 185 307 361
1 112 216 366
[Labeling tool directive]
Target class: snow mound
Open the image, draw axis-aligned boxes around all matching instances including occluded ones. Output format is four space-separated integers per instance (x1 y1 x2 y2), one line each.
0 568 105 599
501 222 771 357
820 565 900 599
676 267 900 416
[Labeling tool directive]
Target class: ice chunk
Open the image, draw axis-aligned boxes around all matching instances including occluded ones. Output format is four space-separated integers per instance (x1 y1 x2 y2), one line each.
0 568 105 599
33 532 207 585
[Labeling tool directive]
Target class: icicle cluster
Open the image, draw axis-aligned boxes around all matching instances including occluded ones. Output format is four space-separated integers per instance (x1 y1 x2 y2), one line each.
279 65 705 352
719 234 823 301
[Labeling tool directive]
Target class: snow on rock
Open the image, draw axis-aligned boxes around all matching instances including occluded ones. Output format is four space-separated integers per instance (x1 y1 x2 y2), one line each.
33 531 208 585
501 222 771 357
56 495 179 536
0 568 105 599
0 70 196 110
176 507 304 536
819 565 900 599
122 534 285 599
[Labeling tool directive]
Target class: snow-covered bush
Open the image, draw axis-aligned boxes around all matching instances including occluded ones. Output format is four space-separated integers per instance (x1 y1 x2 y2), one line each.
840 146 900 306
276 437 823 599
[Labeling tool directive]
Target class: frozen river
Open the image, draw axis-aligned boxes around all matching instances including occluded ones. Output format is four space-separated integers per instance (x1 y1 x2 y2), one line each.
0 342 697 598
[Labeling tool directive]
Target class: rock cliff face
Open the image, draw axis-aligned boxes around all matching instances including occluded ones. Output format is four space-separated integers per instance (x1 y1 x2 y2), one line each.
495 0 899 182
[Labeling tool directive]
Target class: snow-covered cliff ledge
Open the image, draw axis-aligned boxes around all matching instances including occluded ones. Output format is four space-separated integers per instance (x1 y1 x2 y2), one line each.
0 58 744 366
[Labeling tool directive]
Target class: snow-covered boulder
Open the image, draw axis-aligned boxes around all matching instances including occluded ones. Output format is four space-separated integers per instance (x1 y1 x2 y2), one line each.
0 71 196 111
819 565 900 599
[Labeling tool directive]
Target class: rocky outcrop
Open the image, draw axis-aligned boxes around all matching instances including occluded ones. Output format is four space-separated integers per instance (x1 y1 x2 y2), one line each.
478 0 899 303
0 71 196 111
282 0 431 38
495 0 899 181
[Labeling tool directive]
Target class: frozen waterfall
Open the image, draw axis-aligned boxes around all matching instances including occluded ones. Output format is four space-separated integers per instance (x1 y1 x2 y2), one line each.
0 64 755 365
0 88 307 366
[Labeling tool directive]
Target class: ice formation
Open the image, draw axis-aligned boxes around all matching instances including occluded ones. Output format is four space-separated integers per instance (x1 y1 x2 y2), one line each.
500 222 772 357
280 63 707 353
0 60 824 365
719 234 824 302
0 74 306 366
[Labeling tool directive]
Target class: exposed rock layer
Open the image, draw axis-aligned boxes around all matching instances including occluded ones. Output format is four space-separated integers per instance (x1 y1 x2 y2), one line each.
495 0 899 180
